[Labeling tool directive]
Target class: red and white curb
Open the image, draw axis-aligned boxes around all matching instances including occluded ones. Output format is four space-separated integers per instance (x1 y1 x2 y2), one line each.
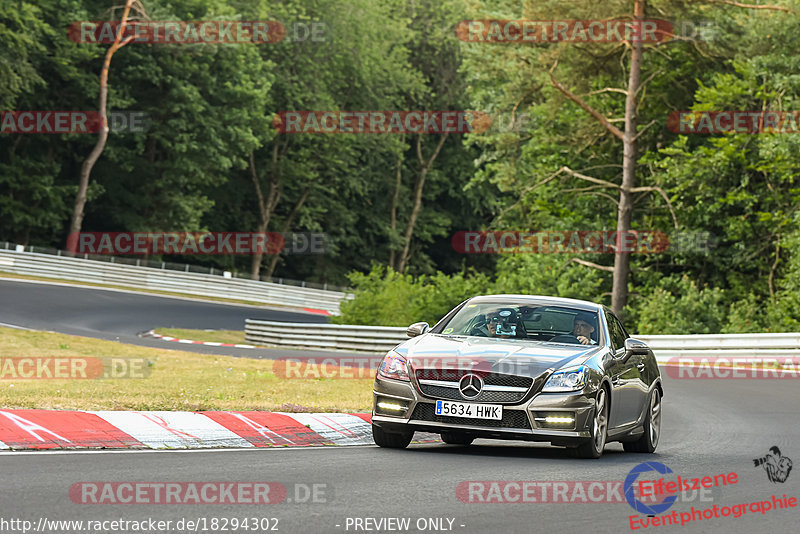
142 330 260 349
302 308 332 316
0 410 438 450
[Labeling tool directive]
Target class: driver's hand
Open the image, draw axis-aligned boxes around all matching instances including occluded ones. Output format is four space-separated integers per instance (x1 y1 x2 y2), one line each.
577 335 591 345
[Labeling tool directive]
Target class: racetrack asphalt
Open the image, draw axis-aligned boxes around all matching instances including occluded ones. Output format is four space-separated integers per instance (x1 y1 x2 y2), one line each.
1 374 797 534
0 278 341 359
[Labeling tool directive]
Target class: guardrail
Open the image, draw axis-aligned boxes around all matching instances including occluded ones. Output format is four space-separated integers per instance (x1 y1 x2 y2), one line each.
0 247 351 314
244 321 800 359
245 320 408 352
636 333 800 359
1 241 349 292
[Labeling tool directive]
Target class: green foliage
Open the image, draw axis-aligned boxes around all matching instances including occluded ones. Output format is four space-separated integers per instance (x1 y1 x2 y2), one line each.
634 276 726 335
759 223 800 332
493 255 605 302
335 264 491 326
0 0 46 109
338 254 606 327
3 0 800 334
723 293 767 333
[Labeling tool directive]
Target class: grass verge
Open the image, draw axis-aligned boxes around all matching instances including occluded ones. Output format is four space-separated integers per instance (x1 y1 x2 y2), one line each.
0 327 372 412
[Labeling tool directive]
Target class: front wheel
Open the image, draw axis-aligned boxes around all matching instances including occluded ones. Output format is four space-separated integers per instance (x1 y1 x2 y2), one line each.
372 424 413 449
623 388 662 453
572 387 608 459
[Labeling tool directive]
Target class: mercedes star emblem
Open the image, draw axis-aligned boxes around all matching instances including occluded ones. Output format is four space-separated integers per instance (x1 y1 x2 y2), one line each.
458 373 484 400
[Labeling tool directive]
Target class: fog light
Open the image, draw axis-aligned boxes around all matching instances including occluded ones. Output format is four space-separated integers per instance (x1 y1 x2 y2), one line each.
544 416 574 424
375 398 409 416
377 402 405 411
534 412 576 429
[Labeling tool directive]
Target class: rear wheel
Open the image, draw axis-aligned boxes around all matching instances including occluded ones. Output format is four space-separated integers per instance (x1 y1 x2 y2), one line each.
440 432 474 445
573 387 608 459
372 424 413 449
623 388 661 453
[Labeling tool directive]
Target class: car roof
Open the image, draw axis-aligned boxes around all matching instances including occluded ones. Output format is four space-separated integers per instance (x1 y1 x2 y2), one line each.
466 294 602 313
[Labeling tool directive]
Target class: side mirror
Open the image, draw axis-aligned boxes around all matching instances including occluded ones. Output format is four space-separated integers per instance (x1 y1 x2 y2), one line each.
624 338 650 356
406 322 430 338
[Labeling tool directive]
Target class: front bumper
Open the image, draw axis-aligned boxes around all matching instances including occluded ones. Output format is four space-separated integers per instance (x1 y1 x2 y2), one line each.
372 376 596 443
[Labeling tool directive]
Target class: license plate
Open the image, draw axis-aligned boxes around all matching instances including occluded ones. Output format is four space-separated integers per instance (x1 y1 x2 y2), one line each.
435 400 502 420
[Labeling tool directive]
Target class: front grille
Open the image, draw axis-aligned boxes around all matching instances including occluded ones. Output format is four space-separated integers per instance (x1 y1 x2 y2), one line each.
416 369 532 388
414 369 534 404
410 403 532 430
418 384 527 403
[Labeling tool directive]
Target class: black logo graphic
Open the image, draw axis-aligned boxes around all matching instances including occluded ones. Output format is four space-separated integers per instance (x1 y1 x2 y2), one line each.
753 446 793 483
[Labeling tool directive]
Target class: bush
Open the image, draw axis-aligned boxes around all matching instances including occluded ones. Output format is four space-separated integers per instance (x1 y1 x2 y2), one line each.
724 226 800 333
336 255 607 327
335 264 491 326
493 255 605 301
634 275 726 334
723 293 766 333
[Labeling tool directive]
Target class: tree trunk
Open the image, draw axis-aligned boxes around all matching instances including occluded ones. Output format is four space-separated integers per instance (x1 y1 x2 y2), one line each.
611 0 645 317
396 133 448 273
264 186 310 278
388 143 404 269
249 144 281 280
68 0 137 243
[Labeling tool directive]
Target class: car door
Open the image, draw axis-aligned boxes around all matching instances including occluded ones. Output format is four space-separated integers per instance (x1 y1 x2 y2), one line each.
604 310 646 428
614 313 649 425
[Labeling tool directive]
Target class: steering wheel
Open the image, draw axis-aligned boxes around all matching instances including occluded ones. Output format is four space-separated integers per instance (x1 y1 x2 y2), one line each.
469 318 490 337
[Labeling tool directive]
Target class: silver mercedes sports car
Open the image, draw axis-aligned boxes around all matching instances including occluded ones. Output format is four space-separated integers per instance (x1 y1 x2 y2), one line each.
371 295 663 458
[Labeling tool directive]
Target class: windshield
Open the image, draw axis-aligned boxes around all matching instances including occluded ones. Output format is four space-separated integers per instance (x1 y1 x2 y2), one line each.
439 302 600 345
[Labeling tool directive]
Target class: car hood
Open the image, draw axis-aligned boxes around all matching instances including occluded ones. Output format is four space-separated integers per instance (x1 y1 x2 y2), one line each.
395 333 601 378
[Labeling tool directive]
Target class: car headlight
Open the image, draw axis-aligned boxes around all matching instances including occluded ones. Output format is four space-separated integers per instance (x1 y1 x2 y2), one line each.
542 365 588 392
377 351 410 381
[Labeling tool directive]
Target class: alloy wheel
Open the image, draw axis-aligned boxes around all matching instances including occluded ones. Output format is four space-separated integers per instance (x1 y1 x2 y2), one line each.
593 388 608 452
649 389 662 446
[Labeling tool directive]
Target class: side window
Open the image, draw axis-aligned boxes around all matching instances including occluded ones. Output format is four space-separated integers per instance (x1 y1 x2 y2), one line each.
611 316 627 351
605 311 627 351
614 315 630 340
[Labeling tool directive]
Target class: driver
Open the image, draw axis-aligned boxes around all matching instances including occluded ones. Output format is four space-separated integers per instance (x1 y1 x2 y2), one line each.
573 313 597 345
488 309 516 338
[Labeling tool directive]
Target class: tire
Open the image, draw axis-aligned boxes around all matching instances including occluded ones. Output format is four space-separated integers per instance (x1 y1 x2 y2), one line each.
573 387 609 459
372 424 413 449
623 387 662 453
440 432 474 445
